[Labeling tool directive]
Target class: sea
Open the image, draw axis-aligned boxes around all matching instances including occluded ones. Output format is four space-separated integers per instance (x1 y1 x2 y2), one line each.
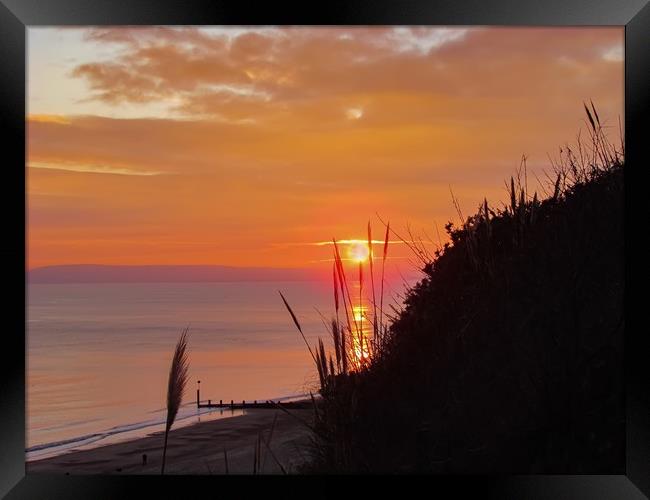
26 279 413 460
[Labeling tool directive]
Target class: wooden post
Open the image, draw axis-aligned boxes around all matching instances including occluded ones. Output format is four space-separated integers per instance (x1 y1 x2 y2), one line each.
220 399 222 406
230 400 234 408
208 399 211 406
196 380 201 408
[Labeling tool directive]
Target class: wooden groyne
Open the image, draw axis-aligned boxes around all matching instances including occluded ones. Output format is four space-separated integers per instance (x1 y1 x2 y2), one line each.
195 381 313 410
197 399 313 410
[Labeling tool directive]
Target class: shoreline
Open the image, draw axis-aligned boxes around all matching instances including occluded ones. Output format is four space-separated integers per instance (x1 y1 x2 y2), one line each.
27 408 315 475
27 394 313 461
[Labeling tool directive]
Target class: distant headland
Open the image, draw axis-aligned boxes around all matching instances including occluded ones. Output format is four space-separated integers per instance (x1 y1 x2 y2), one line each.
27 264 328 284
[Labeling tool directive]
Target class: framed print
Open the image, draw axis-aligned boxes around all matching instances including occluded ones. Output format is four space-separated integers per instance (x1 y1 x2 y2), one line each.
1 0 647 498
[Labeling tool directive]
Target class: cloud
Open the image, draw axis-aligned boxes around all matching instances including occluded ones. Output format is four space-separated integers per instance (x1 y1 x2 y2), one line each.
66 27 475 116
51 26 623 148
29 114 71 125
29 161 163 176
602 45 624 62
345 107 364 120
383 27 468 54
311 239 403 246
27 114 278 176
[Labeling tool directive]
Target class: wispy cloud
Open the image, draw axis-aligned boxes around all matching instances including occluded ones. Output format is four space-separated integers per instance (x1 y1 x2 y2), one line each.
311 239 405 246
309 256 408 263
28 114 71 125
269 240 407 248
29 161 163 176
602 44 623 62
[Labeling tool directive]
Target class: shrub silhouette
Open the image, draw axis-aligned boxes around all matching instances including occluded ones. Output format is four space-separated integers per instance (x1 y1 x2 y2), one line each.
304 107 625 473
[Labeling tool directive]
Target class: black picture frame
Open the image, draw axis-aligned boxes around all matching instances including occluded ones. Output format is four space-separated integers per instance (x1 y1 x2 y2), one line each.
1 1 647 498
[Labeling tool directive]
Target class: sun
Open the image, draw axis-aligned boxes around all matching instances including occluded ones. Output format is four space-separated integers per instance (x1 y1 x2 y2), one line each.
347 241 370 263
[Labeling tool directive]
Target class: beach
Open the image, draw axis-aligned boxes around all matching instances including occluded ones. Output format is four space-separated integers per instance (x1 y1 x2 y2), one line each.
27 409 314 475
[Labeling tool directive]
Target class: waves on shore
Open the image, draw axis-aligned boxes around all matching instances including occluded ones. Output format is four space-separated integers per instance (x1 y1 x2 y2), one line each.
27 393 309 461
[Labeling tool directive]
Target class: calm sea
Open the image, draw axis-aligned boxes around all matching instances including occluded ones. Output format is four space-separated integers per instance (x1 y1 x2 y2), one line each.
26 279 409 460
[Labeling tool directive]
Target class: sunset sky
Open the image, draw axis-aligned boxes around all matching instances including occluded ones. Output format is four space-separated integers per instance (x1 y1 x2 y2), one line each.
27 27 623 270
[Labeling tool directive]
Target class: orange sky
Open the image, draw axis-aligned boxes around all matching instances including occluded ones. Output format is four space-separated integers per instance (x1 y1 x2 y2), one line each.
27 27 624 270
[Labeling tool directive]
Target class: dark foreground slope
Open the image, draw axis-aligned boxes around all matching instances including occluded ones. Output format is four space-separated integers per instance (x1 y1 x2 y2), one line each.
312 161 624 473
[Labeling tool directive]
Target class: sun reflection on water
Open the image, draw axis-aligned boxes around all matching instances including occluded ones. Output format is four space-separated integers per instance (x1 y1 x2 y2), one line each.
351 304 372 363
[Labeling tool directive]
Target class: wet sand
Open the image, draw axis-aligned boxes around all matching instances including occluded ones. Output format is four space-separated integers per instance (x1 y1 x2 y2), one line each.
27 409 314 475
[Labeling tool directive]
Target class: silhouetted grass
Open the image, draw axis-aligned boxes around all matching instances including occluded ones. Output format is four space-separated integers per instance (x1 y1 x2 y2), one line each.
161 327 190 474
287 105 625 473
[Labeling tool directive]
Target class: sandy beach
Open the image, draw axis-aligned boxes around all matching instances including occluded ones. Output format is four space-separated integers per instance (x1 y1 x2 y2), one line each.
26 409 314 475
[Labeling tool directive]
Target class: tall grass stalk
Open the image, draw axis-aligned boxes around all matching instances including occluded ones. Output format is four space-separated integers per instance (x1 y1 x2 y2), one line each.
161 327 190 475
378 221 390 347
333 262 340 331
368 221 379 345
259 413 287 474
279 291 317 365
332 243 352 338
358 261 364 362
333 239 361 338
